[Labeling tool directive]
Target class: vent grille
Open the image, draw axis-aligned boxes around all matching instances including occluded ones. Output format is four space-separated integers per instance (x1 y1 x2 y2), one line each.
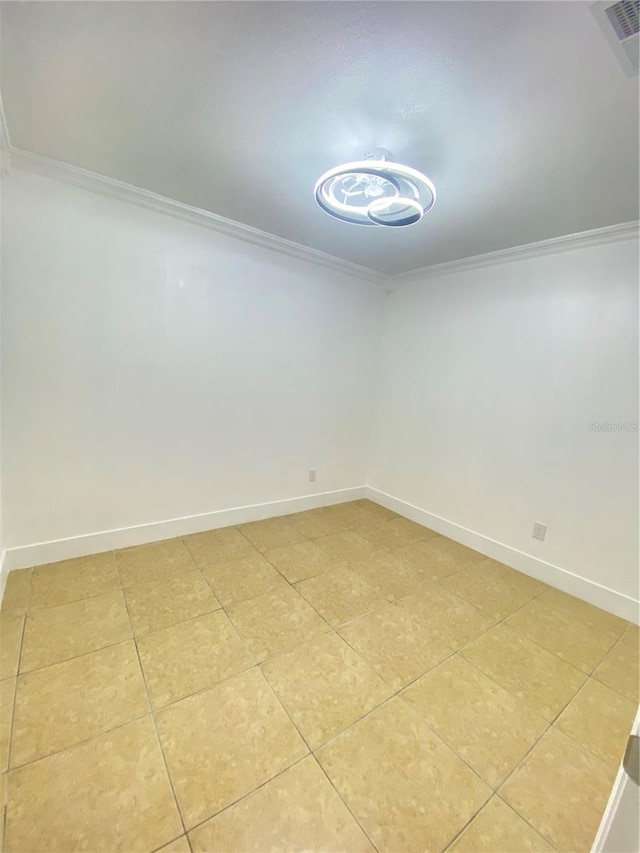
605 0 639 40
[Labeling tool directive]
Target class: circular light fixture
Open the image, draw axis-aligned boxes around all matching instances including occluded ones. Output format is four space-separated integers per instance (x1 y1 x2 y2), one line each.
314 148 436 227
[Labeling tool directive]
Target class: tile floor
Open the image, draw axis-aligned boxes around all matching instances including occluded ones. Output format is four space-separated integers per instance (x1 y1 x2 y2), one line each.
0 499 638 853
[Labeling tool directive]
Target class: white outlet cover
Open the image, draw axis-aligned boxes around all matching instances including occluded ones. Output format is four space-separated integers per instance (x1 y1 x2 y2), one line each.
532 522 547 542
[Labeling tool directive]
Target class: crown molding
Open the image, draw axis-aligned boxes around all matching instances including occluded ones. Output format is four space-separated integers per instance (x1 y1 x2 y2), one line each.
391 220 640 284
7 147 387 285
6 146 638 287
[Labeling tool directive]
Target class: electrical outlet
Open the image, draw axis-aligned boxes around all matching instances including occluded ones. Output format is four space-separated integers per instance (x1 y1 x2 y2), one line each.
309 468 317 482
532 522 547 542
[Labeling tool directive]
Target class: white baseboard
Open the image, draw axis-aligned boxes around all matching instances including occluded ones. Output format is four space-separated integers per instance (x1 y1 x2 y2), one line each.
366 487 640 625
4 484 638 626
2 486 367 574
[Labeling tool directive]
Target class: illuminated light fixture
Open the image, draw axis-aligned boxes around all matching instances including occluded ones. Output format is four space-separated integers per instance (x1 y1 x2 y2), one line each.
314 148 436 227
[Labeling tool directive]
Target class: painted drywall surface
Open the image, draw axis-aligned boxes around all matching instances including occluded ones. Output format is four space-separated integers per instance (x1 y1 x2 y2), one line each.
0 165 4 582
1 171 383 547
370 239 639 601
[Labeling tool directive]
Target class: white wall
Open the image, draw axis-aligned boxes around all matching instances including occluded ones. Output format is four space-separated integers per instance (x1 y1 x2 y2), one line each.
1 171 383 548
2 169 638 620
370 240 639 608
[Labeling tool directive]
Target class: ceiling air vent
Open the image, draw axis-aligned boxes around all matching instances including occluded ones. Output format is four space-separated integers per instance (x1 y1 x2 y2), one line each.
592 0 639 75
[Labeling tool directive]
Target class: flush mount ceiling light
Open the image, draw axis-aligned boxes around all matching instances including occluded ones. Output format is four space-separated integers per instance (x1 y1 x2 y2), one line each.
314 148 436 227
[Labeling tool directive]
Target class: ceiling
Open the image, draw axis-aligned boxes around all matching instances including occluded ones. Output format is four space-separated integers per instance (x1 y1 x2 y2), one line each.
1 1 638 275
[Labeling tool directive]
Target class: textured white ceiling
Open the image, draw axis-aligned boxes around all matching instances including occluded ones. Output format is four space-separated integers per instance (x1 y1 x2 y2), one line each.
1 1 638 275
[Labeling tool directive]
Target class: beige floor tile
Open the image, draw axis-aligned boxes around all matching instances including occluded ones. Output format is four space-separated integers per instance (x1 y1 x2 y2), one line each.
443 559 547 620
402 656 548 787
500 726 613 852
505 595 617 673
20 590 132 673
124 570 220 636
315 530 378 564
200 552 289 606
395 539 459 581
421 537 486 571
266 539 344 583
348 551 434 600
396 582 498 650
394 539 462 580
0 570 31 619
261 632 393 749
115 538 196 588
4 717 182 853
358 517 435 551
620 622 639 648
461 623 586 721
183 527 257 568
537 589 629 639
137 610 254 708
0 618 24 680
226 586 329 662
283 506 353 539
338 604 453 690
317 697 491 853
296 568 388 627
189 756 374 853
11 641 149 767
555 678 637 773
592 638 639 702
344 499 400 524
0 678 16 773
239 517 306 552
449 796 554 852
156 668 307 828
30 552 120 610
157 838 191 853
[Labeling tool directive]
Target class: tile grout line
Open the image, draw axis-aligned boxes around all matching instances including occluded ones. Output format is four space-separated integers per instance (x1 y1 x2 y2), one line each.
439 787 495 853
231 519 385 850
493 792 561 852
7 558 144 774
380 583 609 848
553 668 636 774
420 556 632 680
137 523 373 844
312 755 382 853
14 633 135 677
216 527 336 670
149 834 192 853
2 510 634 852
120 581 191 849
7 521 434 677
10 616 602 791
255 657 382 853
133 514 632 846
283 633 495 853
2 608 28 848
182 752 311 841
590 627 639 701
7 524 630 703
5 566 33 766
7 665 268 774
488 667 617 852
6 709 154 774
133 655 191 847
436 641 597 853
